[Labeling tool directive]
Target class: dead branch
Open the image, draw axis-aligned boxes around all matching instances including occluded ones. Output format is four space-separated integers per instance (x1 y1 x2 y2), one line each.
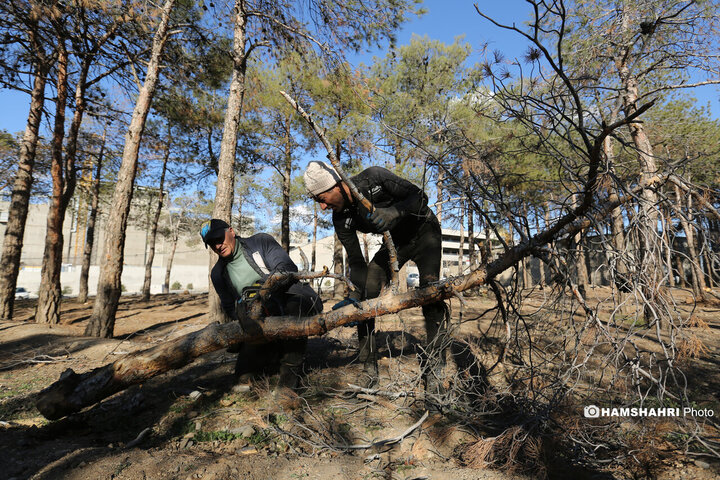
345 383 415 399
35 175 664 420
337 411 429 450
0 354 75 371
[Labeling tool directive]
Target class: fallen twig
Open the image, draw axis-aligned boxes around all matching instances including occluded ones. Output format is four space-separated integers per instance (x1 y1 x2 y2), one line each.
346 383 415 399
0 355 75 371
125 427 151 449
337 411 429 450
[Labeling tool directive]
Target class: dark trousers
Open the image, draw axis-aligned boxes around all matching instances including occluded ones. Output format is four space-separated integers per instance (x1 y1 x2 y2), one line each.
359 217 448 374
235 284 322 380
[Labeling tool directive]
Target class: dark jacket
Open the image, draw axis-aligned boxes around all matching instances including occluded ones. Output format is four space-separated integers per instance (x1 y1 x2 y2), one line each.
332 166 437 296
211 233 320 319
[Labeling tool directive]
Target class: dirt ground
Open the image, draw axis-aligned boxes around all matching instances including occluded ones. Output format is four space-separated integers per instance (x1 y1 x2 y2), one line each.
1 289 719 480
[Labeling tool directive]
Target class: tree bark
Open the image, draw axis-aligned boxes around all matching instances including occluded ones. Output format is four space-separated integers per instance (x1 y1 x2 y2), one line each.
436 168 443 225
573 193 590 295
661 205 674 288
164 231 178 293
210 0 248 323
85 0 176 337
281 120 292 252
468 200 476 271
141 138 170 301
620 75 662 320
35 39 69 325
78 133 105 304
0 56 48 320
457 206 465 276
36 174 664 419
675 184 706 300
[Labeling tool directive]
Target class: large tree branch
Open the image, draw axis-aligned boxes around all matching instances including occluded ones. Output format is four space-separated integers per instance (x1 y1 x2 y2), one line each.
36 175 663 420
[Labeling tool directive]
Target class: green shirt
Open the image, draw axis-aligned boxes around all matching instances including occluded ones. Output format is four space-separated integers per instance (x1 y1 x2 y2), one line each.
225 241 262 299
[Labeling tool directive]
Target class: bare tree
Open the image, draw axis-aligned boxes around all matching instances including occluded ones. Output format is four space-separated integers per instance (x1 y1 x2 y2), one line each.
85 0 177 337
0 2 53 320
77 126 107 303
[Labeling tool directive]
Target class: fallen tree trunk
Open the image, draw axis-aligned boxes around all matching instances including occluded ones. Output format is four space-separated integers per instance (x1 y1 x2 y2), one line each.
36 175 663 420
37 268 486 420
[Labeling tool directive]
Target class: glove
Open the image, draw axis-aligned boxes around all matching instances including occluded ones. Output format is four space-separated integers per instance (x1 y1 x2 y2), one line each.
332 297 361 327
367 206 400 232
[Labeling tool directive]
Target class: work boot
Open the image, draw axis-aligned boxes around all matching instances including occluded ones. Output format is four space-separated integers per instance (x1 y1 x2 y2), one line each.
275 340 305 391
357 328 378 388
276 362 302 391
270 386 301 410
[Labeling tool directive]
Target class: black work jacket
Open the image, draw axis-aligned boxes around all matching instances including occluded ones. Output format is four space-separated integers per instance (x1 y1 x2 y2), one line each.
332 166 436 297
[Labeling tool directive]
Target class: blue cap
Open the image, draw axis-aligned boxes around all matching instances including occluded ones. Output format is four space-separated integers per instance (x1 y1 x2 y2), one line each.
200 219 230 247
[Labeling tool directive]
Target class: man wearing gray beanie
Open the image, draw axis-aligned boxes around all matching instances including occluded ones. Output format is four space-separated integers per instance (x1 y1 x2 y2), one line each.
304 161 447 408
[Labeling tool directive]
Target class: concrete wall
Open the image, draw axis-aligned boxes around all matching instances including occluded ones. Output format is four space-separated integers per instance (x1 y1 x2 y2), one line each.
15 264 210 297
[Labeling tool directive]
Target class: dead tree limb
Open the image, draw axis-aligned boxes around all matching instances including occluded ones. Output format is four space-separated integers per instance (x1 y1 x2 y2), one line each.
279 90 400 286
36 176 663 420
37 267 487 420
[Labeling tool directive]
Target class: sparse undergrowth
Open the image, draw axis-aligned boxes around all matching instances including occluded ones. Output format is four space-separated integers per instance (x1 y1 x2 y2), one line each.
0 292 718 480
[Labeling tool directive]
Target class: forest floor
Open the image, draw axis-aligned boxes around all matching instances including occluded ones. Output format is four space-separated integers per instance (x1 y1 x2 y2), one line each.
1 287 719 480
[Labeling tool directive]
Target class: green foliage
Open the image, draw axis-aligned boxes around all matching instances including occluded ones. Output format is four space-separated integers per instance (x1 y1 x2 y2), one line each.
171 281 182 290
186 283 193 290
61 286 72 295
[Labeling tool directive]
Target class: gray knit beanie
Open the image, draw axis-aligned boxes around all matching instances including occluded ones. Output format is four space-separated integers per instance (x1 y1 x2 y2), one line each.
304 161 342 196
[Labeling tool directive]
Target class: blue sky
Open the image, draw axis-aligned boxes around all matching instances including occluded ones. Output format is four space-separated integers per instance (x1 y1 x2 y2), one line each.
1 1 717 134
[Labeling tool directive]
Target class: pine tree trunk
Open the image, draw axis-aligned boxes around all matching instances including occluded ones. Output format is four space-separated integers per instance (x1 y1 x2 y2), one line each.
621 75 662 321
85 0 176 337
482 199 492 265
36 41 69 325
164 232 178 293
573 194 590 295
141 142 169 301
457 207 465 276
468 201 476 270
675 185 706 300
536 208 545 287
281 122 291 252
436 168 443 225
210 0 247 322
661 205 675 288
521 205 532 289
78 129 106 303
0 58 48 320
703 245 714 289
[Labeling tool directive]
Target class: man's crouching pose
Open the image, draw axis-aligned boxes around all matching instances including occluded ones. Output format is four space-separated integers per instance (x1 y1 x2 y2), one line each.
201 219 323 397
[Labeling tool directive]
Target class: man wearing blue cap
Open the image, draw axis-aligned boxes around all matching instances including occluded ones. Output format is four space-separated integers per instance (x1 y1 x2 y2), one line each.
201 219 323 394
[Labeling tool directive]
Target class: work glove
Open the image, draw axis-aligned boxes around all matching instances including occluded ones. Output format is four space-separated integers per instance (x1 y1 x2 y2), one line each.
367 206 400 232
332 297 361 327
